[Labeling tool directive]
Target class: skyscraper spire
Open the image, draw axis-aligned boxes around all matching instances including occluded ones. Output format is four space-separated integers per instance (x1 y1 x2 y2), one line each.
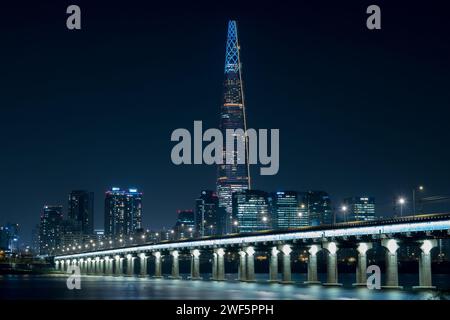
217 20 250 234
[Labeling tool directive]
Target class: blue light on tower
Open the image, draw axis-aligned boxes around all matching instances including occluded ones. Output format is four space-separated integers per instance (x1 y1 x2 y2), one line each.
224 20 240 74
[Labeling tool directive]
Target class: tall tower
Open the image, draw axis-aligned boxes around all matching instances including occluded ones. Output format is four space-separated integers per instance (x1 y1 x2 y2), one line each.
217 21 250 234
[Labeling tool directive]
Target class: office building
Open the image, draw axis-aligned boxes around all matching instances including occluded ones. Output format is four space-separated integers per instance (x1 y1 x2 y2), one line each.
195 190 219 237
104 187 143 237
232 190 271 233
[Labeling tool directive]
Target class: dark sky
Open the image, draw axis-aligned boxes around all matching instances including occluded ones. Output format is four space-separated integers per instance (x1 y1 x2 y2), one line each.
1 0 450 243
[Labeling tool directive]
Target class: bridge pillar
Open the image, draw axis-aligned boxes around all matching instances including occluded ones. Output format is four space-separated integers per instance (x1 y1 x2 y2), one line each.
59 260 64 272
305 245 321 285
190 249 202 280
104 257 112 275
86 258 92 274
126 255 135 276
114 255 122 276
381 239 402 289
216 248 225 280
99 258 105 275
84 259 89 274
77 259 83 274
66 259 71 272
139 253 148 277
246 247 256 282
170 250 181 279
323 242 342 286
55 260 60 271
281 245 294 284
413 240 437 289
238 250 247 281
78 259 84 274
269 247 279 282
212 252 218 280
95 257 101 275
153 252 163 278
353 243 372 286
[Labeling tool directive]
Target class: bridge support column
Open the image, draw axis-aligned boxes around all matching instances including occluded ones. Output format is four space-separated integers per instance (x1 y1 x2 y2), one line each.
305 245 321 285
139 254 148 277
216 248 225 280
153 252 162 278
212 252 218 280
60 260 65 272
246 247 255 282
104 257 112 275
269 247 279 282
238 250 247 281
95 257 101 275
190 249 202 280
323 242 342 286
170 250 181 279
79 259 84 274
86 258 92 274
280 245 294 284
55 260 60 271
353 243 372 286
114 256 121 276
414 240 437 290
382 239 402 289
126 255 135 276
66 259 71 272
98 258 103 274
84 259 89 274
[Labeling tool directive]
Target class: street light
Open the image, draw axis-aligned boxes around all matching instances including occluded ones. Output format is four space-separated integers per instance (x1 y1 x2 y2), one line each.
341 205 348 223
412 185 424 216
398 197 406 216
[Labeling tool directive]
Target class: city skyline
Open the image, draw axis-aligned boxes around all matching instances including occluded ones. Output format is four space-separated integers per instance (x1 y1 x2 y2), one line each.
2 1 450 244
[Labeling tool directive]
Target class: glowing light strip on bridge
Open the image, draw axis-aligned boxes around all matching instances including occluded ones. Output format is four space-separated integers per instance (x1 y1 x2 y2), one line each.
55 220 450 260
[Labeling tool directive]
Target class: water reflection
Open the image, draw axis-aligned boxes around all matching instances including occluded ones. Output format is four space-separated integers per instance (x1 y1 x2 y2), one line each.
0 273 447 300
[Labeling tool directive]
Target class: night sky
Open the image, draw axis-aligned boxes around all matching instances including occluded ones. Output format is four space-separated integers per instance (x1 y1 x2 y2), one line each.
1 0 450 243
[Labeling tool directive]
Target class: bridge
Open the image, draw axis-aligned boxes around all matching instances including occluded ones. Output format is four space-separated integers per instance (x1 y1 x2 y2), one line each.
54 213 450 289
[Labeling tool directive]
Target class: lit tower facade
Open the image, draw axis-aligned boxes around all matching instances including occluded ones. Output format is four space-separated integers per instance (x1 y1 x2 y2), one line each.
217 20 250 234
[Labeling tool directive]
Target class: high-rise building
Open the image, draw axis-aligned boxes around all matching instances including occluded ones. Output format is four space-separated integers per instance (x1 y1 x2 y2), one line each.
0 223 19 254
305 191 333 226
269 191 309 229
68 190 94 235
31 224 40 255
195 190 219 237
59 219 83 249
232 190 270 233
343 197 376 222
217 20 250 234
39 205 63 256
104 187 143 237
174 210 195 239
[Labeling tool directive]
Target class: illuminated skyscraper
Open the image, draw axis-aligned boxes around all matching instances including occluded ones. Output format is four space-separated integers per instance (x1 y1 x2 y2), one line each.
68 190 94 235
39 205 63 256
306 191 333 226
217 20 250 233
104 187 142 237
343 197 376 222
195 190 219 237
269 191 309 229
232 190 270 233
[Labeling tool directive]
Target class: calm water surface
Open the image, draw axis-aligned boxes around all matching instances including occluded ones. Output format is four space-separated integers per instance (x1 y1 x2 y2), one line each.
1 273 448 300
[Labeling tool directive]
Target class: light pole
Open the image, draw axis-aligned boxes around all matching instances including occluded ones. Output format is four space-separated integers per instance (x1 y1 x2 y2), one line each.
341 205 348 223
412 185 424 215
398 197 406 217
